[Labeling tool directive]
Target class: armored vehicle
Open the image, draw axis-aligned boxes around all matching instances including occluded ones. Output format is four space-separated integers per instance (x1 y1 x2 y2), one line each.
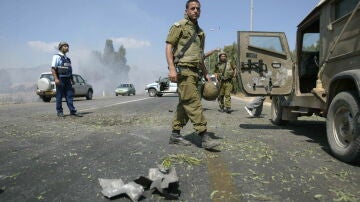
237 0 360 163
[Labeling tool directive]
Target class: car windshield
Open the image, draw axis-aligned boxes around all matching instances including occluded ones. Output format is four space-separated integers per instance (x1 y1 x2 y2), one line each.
40 74 54 81
118 84 130 88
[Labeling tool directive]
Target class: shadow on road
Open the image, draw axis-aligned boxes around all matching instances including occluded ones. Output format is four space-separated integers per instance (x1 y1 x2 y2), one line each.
239 120 337 161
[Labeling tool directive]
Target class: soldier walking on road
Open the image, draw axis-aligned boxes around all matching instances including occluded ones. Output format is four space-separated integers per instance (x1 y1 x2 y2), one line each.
51 42 82 118
214 52 237 113
165 0 219 149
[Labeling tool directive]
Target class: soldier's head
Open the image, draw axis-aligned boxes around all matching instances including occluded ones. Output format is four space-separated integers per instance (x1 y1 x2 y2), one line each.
218 52 227 63
185 0 201 22
58 41 69 53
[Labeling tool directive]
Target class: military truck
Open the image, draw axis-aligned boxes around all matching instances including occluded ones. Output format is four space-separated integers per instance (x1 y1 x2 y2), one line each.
237 0 360 163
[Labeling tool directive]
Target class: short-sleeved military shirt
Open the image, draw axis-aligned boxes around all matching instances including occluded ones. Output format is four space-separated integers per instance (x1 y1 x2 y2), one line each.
166 18 205 67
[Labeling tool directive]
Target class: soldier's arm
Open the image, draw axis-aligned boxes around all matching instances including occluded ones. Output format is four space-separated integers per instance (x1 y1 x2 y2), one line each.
166 23 182 83
204 48 219 58
166 43 177 83
233 64 237 78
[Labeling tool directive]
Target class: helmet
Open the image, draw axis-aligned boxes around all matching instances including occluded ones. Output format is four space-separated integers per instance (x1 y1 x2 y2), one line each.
218 51 227 58
58 41 69 50
202 81 219 101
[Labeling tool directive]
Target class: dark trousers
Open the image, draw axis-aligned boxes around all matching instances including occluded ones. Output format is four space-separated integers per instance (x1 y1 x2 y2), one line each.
56 77 76 114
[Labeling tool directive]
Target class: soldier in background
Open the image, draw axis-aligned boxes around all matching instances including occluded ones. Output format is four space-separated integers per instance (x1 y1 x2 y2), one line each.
214 52 237 113
165 0 219 149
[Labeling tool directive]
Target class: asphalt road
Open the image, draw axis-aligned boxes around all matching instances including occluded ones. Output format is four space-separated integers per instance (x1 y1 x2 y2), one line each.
0 95 359 202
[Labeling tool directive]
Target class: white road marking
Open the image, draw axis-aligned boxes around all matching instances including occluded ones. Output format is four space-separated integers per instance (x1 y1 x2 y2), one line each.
79 97 152 112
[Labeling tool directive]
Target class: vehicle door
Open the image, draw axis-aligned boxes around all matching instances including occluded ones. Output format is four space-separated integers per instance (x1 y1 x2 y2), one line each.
72 75 87 95
159 77 170 92
237 31 293 95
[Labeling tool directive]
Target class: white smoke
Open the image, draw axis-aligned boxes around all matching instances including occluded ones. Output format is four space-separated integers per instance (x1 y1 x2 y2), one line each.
27 41 58 53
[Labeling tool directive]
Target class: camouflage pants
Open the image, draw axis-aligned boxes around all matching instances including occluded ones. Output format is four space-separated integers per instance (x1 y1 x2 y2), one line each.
218 80 233 109
172 69 207 133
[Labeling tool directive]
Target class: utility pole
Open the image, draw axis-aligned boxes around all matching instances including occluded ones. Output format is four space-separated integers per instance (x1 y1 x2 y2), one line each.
250 0 254 31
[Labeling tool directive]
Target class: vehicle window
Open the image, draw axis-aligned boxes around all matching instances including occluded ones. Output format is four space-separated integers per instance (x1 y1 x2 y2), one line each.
73 75 79 83
335 0 358 20
40 74 54 81
160 78 169 83
302 33 320 52
77 76 85 83
249 36 284 53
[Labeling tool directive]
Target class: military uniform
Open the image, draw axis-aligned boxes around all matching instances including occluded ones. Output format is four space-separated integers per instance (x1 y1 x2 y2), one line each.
166 16 207 133
214 60 236 112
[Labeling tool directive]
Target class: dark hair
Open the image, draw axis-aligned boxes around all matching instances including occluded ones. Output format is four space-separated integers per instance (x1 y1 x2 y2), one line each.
186 0 200 9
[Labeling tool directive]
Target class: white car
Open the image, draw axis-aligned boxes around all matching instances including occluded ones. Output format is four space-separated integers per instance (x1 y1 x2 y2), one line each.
145 77 177 97
36 72 93 102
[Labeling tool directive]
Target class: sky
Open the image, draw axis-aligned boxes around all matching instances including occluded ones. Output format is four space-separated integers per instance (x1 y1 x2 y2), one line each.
0 0 319 72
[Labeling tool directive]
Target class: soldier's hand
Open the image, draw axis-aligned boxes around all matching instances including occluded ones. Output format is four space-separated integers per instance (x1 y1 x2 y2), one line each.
205 74 210 82
168 69 177 83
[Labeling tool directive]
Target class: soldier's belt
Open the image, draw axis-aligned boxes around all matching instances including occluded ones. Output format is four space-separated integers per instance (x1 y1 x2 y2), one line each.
176 66 199 73
221 78 232 82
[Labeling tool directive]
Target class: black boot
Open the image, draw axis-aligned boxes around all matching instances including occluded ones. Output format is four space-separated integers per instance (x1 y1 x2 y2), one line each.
169 130 191 146
200 131 220 149
225 108 231 114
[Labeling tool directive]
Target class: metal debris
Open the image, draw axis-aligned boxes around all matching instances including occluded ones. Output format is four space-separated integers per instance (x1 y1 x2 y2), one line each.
99 165 180 200
148 166 178 192
98 178 144 202
0 175 6 181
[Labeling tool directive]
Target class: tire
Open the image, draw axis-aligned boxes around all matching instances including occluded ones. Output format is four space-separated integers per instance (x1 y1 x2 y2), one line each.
271 96 288 125
148 89 157 97
326 91 360 163
86 90 93 100
42 97 51 102
116 93 118 96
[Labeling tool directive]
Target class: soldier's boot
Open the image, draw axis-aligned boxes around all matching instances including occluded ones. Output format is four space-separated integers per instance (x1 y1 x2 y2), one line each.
200 132 220 149
169 130 191 146
225 107 231 114
219 107 224 113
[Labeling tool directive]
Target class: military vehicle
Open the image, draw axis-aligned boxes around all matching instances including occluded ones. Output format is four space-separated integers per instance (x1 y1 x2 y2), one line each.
237 0 360 163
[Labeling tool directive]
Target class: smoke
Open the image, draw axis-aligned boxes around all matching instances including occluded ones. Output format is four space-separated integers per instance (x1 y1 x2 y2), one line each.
0 39 168 104
75 40 167 97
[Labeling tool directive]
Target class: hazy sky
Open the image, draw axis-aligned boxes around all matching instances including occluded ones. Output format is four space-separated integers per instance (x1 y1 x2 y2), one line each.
0 0 319 70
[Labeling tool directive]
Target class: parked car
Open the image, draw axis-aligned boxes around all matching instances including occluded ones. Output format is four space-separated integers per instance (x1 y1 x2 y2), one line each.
36 72 93 102
145 77 177 97
115 83 136 96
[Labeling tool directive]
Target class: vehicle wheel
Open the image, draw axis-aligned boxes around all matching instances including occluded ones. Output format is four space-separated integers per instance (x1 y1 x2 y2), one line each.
148 89 157 97
133 92 136 95
116 93 118 96
326 91 360 163
86 90 93 100
271 96 288 125
42 97 51 102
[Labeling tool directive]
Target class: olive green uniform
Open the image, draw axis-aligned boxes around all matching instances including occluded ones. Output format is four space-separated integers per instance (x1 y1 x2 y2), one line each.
166 17 207 134
214 61 235 110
